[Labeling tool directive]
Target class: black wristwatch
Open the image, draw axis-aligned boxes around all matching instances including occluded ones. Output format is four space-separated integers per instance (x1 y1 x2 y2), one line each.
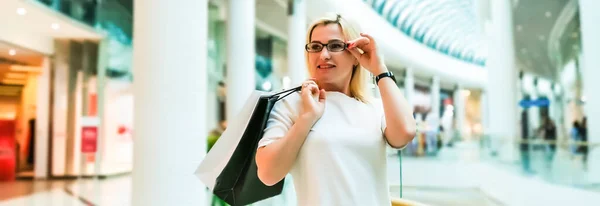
375 71 396 85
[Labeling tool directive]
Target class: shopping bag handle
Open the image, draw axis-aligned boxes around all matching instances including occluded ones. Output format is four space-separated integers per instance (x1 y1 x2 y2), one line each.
273 85 302 101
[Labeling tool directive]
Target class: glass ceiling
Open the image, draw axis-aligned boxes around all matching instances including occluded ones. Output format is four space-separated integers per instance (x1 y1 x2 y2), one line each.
363 0 487 66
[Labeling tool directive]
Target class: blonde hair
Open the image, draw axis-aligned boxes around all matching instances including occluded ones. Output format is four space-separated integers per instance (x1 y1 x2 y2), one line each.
305 13 372 103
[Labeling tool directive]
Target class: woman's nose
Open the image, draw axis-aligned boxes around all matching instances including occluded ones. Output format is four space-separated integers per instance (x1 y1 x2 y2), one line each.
319 49 331 60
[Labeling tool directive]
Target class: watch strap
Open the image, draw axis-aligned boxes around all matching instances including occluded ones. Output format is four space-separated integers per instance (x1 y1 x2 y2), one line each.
375 71 396 85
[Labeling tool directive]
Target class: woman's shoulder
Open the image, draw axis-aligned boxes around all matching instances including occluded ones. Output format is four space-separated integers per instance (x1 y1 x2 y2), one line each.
273 90 302 113
277 90 301 103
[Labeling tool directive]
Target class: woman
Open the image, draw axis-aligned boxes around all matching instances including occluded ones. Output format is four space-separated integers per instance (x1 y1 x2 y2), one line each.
255 13 416 205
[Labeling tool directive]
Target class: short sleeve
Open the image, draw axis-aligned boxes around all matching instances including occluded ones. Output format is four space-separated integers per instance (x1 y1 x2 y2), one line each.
258 92 301 148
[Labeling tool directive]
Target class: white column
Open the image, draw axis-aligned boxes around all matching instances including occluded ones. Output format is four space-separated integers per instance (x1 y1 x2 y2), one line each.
95 39 108 176
34 57 51 179
579 0 600 183
131 0 207 205
486 0 519 162
226 0 256 121
288 0 308 86
404 68 415 108
453 86 466 139
473 0 489 33
430 76 441 127
480 91 489 135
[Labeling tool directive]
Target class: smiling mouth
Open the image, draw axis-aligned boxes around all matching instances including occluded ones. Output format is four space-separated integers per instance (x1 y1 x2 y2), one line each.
317 65 336 69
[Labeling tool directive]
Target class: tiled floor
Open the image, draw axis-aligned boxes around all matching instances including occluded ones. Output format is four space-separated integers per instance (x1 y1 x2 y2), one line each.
0 177 500 206
0 188 87 206
0 179 76 201
392 186 503 206
0 141 596 206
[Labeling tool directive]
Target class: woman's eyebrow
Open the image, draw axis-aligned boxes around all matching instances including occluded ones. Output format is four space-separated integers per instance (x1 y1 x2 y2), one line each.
311 39 344 43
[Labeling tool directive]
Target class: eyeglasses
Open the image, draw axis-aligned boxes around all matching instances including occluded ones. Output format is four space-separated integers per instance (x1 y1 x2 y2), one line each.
305 40 347 53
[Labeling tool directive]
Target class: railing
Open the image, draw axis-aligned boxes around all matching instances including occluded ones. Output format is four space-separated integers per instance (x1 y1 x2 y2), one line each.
34 0 99 26
34 0 134 80
33 0 133 45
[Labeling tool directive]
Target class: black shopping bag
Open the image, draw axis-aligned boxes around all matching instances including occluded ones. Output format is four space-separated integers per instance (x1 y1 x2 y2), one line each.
196 86 301 206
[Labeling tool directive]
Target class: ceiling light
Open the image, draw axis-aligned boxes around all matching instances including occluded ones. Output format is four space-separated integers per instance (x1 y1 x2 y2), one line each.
5 73 27 79
8 49 16 56
262 81 272 91
545 11 552 18
10 65 40 73
1 79 26 85
16 8 27 15
462 90 471 96
282 76 291 90
51 23 60 30
516 25 523 31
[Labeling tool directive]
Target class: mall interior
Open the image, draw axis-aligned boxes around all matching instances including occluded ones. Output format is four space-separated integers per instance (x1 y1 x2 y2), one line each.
0 0 599 205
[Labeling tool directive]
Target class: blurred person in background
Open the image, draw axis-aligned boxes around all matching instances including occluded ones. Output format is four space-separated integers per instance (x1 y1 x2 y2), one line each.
255 13 416 205
538 115 557 168
520 110 532 173
578 117 588 170
570 121 581 157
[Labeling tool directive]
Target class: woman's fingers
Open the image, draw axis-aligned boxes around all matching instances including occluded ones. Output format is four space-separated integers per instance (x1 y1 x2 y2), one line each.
347 37 369 50
360 33 376 47
360 33 375 44
318 89 327 103
348 33 377 53
301 80 319 98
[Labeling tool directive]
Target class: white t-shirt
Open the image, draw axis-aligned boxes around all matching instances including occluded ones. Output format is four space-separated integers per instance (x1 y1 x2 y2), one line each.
258 91 392 206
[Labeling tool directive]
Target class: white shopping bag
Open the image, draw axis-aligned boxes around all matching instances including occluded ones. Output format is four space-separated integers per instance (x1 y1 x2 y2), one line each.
194 90 268 191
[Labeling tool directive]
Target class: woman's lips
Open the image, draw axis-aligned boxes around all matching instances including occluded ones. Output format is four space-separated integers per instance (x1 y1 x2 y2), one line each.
317 64 336 69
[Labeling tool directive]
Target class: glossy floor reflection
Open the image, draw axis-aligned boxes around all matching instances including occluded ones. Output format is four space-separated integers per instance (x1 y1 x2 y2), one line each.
391 186 502 206
0 176 499 206
1 141 598 206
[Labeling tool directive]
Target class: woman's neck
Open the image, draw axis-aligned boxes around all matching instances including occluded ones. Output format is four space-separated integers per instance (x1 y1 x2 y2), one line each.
317 82 352 97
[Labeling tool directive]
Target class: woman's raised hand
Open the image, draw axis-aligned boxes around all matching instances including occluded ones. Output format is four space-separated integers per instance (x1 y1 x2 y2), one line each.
299 79 326 125
347 33 387 75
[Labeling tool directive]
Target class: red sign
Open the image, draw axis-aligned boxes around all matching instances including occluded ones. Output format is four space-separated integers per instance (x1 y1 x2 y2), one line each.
81 126 98 153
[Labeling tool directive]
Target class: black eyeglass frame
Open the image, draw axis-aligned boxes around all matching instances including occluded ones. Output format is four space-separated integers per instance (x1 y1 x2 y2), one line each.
304 40 349 53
